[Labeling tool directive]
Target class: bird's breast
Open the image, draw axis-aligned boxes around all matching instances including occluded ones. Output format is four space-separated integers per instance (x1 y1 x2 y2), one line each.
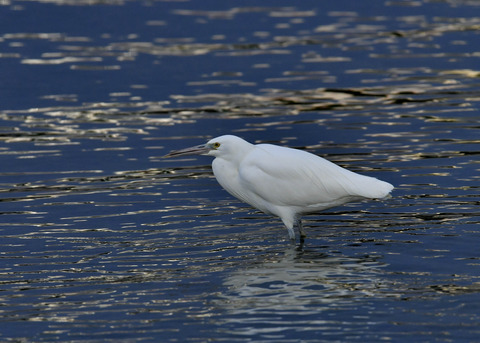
212 158 271 213
212 158 241 196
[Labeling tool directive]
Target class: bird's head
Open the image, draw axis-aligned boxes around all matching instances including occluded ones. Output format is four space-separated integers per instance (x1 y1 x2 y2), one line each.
163 135 253 160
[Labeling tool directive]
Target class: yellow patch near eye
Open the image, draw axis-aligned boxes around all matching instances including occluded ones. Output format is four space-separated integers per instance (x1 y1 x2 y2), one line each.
213 142 221 149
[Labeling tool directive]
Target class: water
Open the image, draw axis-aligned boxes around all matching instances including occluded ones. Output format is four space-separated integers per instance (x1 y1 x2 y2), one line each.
0 0 479 341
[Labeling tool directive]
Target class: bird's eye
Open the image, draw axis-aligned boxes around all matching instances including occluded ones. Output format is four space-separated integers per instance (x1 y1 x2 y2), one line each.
212 142 221 149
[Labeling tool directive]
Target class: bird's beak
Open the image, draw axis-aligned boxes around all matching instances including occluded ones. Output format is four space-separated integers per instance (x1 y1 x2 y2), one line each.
163 144 210 158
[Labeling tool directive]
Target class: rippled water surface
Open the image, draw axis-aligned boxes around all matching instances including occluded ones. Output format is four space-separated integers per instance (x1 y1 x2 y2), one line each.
1 0 479 341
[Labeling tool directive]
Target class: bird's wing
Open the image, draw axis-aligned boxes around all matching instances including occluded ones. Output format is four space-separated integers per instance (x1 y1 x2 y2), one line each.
238 144 391 209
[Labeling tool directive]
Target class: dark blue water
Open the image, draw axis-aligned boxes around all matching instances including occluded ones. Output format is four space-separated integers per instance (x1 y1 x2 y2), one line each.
0 0 479 341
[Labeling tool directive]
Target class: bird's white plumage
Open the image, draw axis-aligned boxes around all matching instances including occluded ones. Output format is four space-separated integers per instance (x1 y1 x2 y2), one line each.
165 135 393 240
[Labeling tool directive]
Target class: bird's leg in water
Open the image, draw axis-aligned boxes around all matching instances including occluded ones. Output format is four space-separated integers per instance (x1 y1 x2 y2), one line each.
295 217 307 240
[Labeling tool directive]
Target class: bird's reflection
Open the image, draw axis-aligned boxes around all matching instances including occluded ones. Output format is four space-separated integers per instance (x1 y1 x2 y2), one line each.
216 244 387 321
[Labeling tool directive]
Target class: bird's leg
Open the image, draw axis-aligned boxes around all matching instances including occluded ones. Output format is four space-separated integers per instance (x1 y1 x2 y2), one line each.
295 218 306 248
295 217 307 240
297 237 305 251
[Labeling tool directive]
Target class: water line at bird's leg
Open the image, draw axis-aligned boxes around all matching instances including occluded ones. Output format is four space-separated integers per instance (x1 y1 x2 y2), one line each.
296 217 307 240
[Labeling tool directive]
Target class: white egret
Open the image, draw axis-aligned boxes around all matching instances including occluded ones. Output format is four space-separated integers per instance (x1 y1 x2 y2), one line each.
164 135 393 241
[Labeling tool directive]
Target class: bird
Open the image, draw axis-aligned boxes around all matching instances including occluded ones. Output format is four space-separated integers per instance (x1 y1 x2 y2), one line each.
164 135 393 241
